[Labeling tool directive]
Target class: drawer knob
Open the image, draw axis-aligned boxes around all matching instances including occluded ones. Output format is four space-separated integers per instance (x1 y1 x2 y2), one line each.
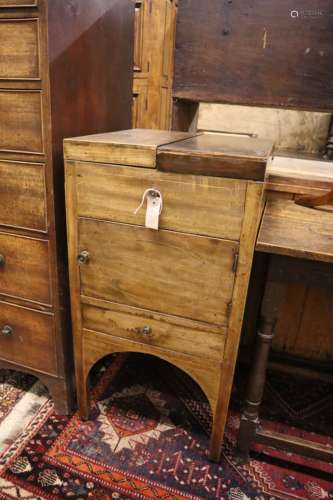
2 325 13 337
142 325 152 336
0 254 5 267
77 250 90 265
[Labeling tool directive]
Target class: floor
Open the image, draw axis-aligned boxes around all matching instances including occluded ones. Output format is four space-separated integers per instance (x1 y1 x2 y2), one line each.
0 354 331 499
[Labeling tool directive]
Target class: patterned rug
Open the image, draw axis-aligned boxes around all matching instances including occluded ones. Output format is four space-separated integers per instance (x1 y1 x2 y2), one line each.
0 354 332 499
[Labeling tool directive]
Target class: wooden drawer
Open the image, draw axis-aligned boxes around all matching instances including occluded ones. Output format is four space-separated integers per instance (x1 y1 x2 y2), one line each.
0 161 47 231
0 0 37 6
0 232 51 305
0 90 43 154
74 162 246 240
78 219 238 326
82 300 225 362
0 301 57 375
0 19 40 80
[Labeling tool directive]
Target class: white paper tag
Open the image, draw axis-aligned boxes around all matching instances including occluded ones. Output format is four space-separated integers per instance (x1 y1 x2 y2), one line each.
145 192 162 230
134 188 163 231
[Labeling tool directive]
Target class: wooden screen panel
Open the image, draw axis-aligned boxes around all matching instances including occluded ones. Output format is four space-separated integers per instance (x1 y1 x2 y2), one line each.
133 0 145 73
132 78 148 127
174 0 333 111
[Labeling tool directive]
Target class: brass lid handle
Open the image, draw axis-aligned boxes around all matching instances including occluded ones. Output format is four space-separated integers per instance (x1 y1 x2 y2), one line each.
2 325 13 337
77 250 90 265
0 254 5 267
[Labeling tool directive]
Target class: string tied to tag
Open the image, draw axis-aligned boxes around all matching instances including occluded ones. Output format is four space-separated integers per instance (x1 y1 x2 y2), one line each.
134 188 163 230
134 188 163 215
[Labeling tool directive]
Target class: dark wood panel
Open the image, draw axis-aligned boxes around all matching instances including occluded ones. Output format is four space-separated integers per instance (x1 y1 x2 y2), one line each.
157 133 273 181
45 2 135 368
48 0 134 160
174 0 333 110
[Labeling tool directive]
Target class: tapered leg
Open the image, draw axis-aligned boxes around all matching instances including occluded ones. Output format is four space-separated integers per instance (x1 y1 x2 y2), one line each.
209 412 224 462
76 364 91 420
236 317 275 463
40 374 74 415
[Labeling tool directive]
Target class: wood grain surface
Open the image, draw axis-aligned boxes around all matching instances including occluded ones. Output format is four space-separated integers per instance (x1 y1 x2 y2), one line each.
64 129 195 168
82 328 221 413
174 0 333 110
0 161 46 231
74 162 246 241
82 299 225 362
0 232 51 305
0 19 40 80
0 301 57 374
157 133 273 180
0 90 43 153
79 219 238 326
257 198 333 262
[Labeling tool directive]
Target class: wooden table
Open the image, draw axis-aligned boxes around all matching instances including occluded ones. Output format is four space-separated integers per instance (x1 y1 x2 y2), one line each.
237 154 333 463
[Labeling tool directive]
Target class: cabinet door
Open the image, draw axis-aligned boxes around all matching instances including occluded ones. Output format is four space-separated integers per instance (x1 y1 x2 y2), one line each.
78 219 238 326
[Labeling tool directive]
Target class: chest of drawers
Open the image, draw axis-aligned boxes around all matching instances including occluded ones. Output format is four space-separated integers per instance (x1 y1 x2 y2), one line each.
64 129 273 459
0 0 134 412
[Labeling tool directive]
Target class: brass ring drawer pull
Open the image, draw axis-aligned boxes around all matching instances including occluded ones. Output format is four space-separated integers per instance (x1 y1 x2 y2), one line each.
77 250 90 265
0 254 5 267
2 325 13 337
141 325 152 336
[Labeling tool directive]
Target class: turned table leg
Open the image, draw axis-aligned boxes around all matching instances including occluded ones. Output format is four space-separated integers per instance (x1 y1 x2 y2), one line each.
237 317 276 463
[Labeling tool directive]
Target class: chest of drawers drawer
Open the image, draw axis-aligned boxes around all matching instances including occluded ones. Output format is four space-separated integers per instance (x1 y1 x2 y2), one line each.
0 0 37 6
0 161 46 231
0 232 51 305
0 301 56 375
0 90 44 155
0 18 40 81
78 218 238 326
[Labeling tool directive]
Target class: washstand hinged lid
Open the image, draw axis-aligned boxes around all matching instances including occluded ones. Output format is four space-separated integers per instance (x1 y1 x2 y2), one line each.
63 129 195 168
64 129 274 180
157 133 274 181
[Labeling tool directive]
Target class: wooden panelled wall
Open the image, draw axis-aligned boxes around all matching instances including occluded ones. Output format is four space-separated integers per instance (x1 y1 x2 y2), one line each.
132 0 177 129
